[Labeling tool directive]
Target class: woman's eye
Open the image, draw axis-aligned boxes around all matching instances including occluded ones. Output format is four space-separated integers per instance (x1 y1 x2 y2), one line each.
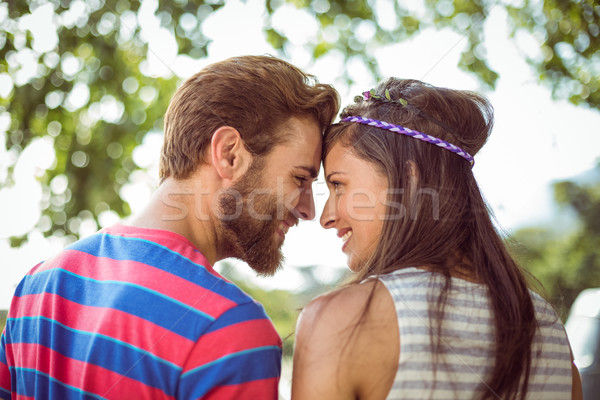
330 181 343 193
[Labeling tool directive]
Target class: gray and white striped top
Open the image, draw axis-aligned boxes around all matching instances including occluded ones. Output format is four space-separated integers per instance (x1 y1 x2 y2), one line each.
379 267 573 399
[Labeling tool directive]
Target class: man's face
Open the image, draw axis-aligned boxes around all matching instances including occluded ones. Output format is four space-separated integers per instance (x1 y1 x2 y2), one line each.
218 116 322 276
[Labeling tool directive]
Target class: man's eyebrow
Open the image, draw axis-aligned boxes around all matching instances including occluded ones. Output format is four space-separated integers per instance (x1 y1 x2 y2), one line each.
295 166 318 179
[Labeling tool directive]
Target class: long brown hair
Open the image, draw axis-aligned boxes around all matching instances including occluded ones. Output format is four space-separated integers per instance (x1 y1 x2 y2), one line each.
324 78 536 400
160 55 339 180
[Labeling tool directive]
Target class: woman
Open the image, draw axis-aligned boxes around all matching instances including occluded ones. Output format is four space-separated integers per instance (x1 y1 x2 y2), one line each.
291 78 582 399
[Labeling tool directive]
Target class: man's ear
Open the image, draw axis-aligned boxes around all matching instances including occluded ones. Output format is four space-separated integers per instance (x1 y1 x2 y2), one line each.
210 126 252 181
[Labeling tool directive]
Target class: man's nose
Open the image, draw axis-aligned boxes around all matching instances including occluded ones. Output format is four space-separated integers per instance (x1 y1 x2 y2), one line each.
294 186 316 220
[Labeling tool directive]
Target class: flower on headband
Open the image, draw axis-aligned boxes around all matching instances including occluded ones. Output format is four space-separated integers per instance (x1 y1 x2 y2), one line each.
355 88 408 106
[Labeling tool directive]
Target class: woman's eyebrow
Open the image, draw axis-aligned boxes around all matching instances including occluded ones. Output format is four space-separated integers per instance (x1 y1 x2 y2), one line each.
325 171 345 182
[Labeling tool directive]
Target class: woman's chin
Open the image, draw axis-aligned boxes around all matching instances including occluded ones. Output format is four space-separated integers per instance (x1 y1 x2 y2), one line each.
346 257 363 273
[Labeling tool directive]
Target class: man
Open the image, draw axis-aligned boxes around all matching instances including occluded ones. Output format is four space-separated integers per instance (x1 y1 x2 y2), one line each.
0 55 339 399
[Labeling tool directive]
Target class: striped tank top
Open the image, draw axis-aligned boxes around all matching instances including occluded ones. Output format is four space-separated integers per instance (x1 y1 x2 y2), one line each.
379 267 573 399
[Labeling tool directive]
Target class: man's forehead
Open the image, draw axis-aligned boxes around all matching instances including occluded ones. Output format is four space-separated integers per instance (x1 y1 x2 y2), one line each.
278 115 320 131
277 120 322 152
277 116 321 143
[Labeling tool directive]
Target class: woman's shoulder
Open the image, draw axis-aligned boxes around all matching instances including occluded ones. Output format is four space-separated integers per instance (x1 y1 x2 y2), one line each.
300 280 391 325
294 280 399 399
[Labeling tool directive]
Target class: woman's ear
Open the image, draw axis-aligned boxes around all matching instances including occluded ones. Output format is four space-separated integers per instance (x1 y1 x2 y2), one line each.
406 160 419 197
210 126 252 181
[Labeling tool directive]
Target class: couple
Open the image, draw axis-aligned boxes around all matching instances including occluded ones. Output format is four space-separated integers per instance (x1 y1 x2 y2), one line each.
0 56 580 399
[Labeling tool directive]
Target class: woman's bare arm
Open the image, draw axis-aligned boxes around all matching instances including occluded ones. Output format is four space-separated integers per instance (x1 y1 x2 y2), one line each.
291 281 399 400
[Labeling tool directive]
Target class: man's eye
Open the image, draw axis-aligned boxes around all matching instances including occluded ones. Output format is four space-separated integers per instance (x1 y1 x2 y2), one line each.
295 176 307 185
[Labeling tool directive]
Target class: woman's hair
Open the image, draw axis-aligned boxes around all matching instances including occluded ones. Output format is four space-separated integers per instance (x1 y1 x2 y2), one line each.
160 55 339 181
324 78 536 400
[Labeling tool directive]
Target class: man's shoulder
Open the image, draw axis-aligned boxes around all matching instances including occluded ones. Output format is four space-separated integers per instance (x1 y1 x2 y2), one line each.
208 290 276 330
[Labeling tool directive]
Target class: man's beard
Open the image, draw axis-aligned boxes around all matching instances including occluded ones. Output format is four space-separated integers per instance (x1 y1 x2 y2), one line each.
217 158 293 276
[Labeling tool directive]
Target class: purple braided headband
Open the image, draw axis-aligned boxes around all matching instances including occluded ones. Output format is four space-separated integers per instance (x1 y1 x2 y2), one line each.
341 116 475 167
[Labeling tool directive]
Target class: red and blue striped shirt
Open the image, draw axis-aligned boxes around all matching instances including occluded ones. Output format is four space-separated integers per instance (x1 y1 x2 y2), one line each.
0 224 282 399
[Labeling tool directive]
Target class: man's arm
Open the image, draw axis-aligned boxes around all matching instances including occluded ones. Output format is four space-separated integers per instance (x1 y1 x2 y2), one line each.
177 301 282 399
0 330 11 400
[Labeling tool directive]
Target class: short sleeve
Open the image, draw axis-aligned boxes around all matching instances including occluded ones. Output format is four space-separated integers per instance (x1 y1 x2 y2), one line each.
177 301 282 399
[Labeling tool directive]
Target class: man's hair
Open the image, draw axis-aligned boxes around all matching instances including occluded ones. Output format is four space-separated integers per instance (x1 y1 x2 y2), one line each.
160 55 339 180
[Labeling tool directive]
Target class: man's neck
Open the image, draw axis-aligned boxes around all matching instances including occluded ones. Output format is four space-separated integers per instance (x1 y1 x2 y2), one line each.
126 175 219 266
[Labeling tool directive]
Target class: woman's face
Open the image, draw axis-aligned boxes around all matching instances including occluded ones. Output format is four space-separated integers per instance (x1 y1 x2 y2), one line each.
320 141 389 271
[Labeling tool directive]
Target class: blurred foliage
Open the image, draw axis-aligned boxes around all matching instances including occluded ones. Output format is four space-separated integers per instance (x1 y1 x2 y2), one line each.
0 309 6 335
0 0 598 246
510 163 600 319
237 283 300 358
219 262 348 357
506 0 600 109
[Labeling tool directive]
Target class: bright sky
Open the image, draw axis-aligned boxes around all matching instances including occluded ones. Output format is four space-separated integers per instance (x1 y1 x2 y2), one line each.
1 0 600 309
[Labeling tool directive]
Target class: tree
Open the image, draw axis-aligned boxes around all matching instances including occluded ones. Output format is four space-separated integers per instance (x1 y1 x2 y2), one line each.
1 0 598 245
505 0 600 108
0 310 6 334
217 262 348 357
509 163 600 319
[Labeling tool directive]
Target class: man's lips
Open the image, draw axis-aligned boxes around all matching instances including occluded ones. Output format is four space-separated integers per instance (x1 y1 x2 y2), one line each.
276 219 297 239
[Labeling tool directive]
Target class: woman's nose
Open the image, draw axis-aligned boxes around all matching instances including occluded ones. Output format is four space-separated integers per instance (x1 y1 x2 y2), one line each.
320 196 336 229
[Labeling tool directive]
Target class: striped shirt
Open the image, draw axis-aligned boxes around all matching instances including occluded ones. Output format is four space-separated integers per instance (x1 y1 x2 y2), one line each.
379 267 572 399
0 224 282 399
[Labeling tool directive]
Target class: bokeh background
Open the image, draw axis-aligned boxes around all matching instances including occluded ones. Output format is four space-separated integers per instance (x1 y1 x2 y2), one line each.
1 0 599 397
